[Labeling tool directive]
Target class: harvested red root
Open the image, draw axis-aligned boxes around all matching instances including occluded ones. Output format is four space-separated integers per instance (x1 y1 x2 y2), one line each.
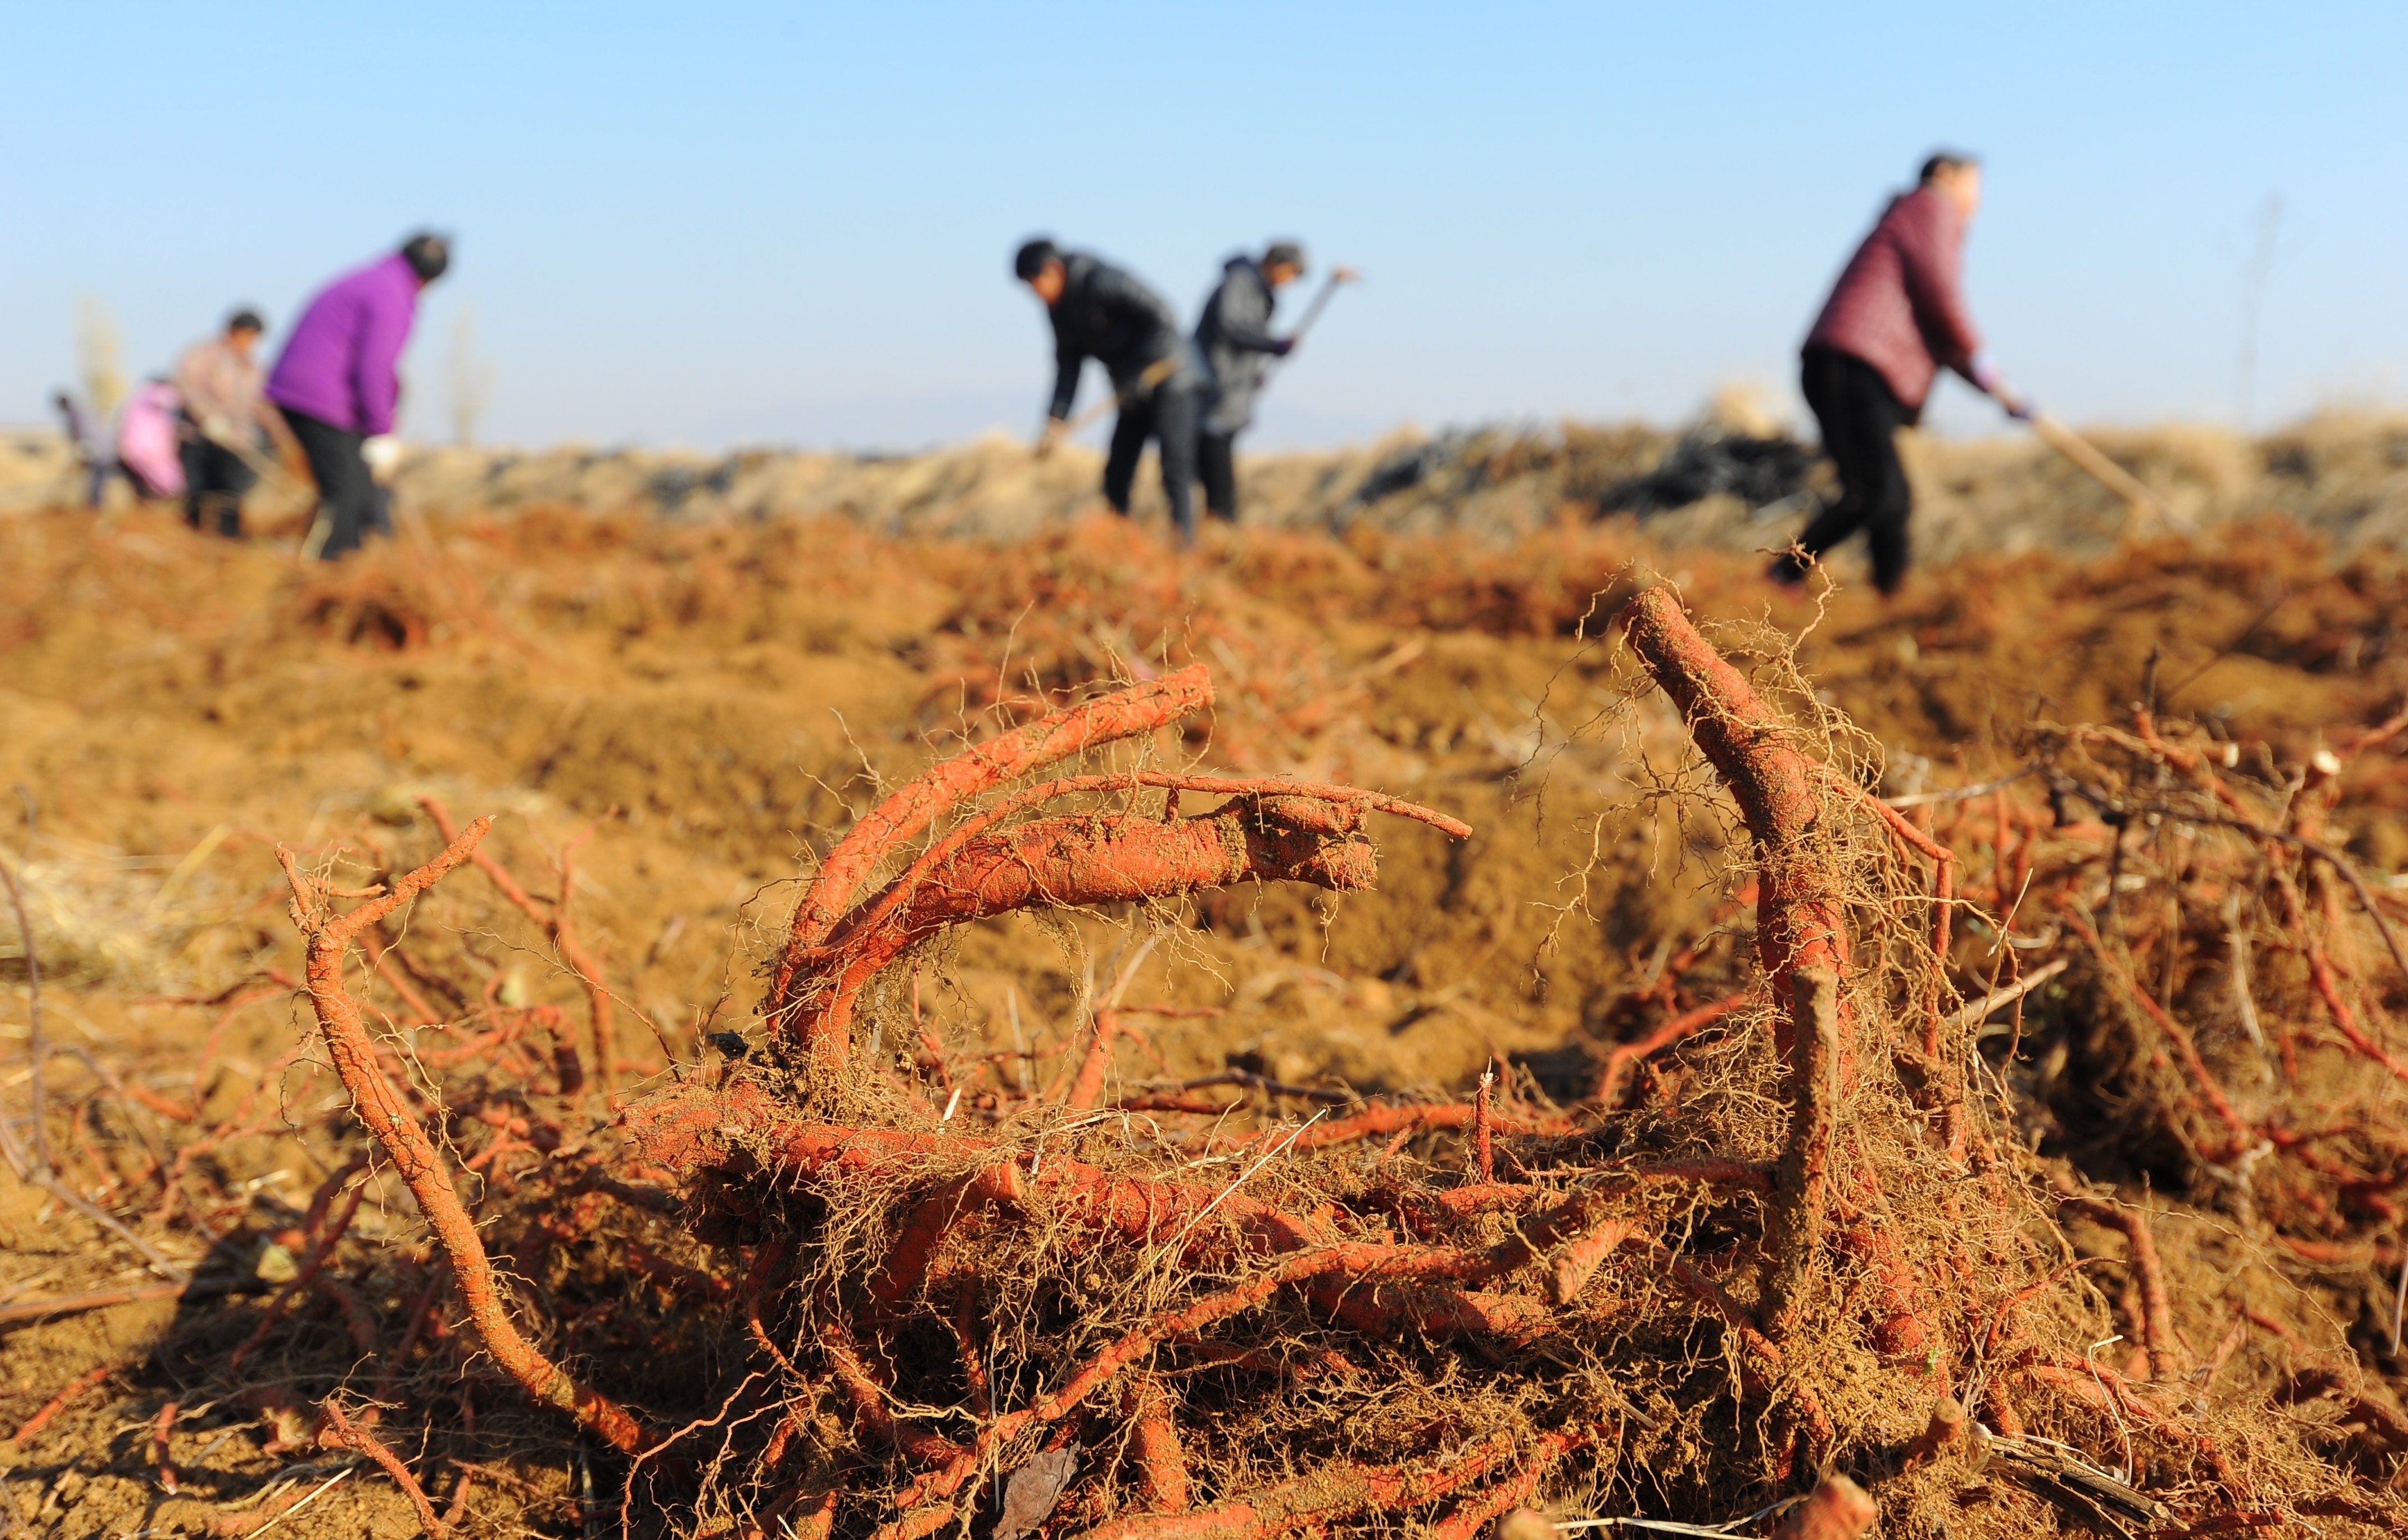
1072 1429 1533 1540
1617 588 1941 1360
1068 1006 1130 1112
585 624 2408 1530
278 824 648 1453
151 1398 179 1492
1900 1394 1970 1468
1592 988 1750 1106
420 794 619 1087
1771 1474 1876 1539
165 611 2406 1538
1618 586 1850 1047
1276 1100 1568 1152
794 795 1398 1067
319 1397 446 1536
1129 1376 1192 1513
1760 967 1839 1328
8 1365 112 1446
1429 1433 1576 1540
769 665 1216 1061
2058 1191 2188 1381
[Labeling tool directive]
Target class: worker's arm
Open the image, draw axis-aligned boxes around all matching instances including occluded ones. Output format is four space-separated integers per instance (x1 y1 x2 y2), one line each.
1209 278 1290 355
1896 199 1983 385
173 345 241 440
1047 334 1082 423
1212 312 1291 355
1968 355 2033 420
352 290 412 437
1902 204 2030 420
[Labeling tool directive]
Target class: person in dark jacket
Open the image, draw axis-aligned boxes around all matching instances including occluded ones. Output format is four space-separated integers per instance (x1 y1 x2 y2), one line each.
1016 236 1203 541
266 233 450 559
52 392 113 507
1193 240 1304 523
1772 153 2028 595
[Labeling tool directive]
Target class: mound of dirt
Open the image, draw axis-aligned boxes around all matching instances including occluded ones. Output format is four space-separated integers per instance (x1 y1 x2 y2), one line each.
8 411 2407 571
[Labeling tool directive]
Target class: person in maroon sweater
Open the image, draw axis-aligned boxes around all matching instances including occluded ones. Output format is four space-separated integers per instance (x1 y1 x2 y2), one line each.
1773 152 2029 594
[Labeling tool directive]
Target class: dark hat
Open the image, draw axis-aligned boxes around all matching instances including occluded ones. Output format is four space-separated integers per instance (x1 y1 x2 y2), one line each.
401 232 452 283
1263 239 1306 272
1013 236 1060 281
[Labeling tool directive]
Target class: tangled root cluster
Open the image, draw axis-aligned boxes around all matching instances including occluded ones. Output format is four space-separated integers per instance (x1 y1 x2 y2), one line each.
108 584 2403 1537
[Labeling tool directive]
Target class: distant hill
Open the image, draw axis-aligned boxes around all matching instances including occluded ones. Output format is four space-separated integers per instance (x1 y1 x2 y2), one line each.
7 413 2405 561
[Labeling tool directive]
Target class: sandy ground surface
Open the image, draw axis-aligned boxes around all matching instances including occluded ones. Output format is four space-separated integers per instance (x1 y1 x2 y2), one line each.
1 488 2406 1534
8 410 2407 561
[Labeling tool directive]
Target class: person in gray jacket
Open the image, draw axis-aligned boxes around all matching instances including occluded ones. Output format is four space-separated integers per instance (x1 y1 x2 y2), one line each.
1193 241 1304 522
1017 236 1204 541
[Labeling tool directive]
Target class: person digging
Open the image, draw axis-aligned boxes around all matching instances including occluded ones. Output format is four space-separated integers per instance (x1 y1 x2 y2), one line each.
173 307 293 539
1772 150 2031 596
1016 236 1205 544
1192 239 1309 524
266 231 450 561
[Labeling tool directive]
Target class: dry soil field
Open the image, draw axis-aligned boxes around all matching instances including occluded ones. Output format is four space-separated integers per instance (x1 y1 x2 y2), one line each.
2 436 2407 1537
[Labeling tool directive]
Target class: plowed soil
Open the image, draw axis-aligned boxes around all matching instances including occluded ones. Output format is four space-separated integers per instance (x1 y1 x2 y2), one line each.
2 494 2405 1535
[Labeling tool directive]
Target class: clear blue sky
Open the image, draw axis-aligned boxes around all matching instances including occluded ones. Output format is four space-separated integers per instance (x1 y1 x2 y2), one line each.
4 3 2402 451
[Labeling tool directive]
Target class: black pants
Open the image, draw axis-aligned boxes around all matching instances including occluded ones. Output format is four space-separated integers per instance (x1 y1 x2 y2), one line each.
1780 345 1915 593
282 408 392 560
1103 382 1200 541
178 421 259 538
1197 432 1241 522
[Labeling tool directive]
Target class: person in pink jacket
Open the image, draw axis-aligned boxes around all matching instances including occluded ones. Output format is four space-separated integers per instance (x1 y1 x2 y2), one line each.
266 233 449 558
1772 153 2028 594
116 379 187 500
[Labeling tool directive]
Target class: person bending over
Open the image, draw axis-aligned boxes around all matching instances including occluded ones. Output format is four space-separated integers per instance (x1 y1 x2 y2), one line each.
1016 236 1203 543
1193 240 1304 523
1774 152 2027 595
266 233 449 560
173 308 280 537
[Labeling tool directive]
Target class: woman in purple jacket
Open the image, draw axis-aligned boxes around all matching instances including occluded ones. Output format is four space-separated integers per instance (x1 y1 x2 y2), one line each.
266 233 449 559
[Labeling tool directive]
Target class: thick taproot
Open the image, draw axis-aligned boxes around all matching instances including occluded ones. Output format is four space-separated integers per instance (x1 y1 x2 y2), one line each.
1618 590 1946 1363
1129 1378 1190 1513
1069 1431 1525 1540
1770 1475 1877 1540
626 1080 1554 1343
1618 588 1850 1037
627 1079 1330 1263
771 665 1214 1013
795 802 1375 1068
